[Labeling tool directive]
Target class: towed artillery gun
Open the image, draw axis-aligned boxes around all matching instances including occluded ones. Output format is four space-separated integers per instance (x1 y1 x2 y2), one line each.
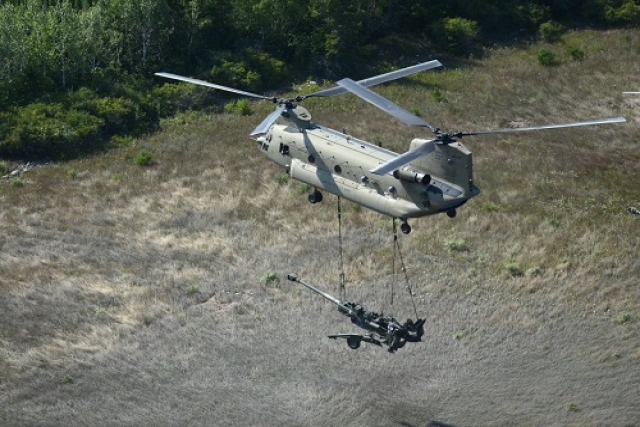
287 273 424 353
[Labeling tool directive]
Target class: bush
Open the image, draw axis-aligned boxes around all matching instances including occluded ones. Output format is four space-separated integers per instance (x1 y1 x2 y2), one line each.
505 261 524 277
260 269 278 284
0 103 103 159
208 49 288 92
605 1 640 25
275 173 289 185
539 21 564 43
134 149 153 166
537 48 559 66
615 313 631 324
152 83 216 118
224 99 252 116
0 161 9 175
567 46 585 61
440 17 480 57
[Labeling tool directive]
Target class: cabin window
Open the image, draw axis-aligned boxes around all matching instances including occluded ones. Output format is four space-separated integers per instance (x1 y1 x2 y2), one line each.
279 143 289 155
334 165 342 174
308 154 315 163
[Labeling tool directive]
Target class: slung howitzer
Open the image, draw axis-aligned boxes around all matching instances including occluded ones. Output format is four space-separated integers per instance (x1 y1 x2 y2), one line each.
287 273 425 352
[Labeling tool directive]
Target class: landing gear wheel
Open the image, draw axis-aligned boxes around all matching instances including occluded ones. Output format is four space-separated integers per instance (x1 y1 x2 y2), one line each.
400 221 412 234
446 208 457 218
307 190 323 204
346 336 361 350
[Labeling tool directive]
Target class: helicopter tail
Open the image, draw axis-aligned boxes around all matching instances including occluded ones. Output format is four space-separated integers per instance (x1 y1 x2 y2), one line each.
409 139 479 199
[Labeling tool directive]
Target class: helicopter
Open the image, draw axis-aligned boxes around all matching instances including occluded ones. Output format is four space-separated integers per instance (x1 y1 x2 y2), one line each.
287 273 424 352
155 61 626 234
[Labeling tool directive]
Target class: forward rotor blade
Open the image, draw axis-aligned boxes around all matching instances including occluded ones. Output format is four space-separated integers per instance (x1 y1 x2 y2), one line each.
250 104 285 135
623 91 640 94
306 60 442 98
371 140 436 175
337 78 437 131
155 72 275 101
462 117 626 136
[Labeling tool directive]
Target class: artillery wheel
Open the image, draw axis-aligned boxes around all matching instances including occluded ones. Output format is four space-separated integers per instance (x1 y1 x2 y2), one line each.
346 336 361 349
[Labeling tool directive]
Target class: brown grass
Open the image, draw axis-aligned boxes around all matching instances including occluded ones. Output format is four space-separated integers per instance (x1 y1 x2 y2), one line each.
1 29 639 426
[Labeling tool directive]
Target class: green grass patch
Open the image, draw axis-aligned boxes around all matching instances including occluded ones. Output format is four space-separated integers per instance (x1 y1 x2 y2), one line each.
185 285 199 296
444 238 468 252
275 173 289 185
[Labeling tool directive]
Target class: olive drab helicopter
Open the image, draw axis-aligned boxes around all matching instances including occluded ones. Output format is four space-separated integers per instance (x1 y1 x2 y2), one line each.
155 61 626 234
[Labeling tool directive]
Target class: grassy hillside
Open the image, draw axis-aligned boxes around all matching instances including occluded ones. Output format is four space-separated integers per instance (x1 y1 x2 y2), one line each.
1 29 639 426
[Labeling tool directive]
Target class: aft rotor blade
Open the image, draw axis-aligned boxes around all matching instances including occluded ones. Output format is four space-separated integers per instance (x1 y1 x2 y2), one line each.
337 78 437 131
306 60 442 98
462 117 626 136
155 72 275 101
250 104 286 135
623 91 640 94
371 140 437 175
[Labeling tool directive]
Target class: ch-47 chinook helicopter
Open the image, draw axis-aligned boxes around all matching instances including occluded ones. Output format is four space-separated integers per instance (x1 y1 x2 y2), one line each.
156 61 625 234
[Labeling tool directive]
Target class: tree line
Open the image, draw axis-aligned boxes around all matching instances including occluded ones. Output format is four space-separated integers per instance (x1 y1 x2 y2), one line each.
1 0 638 159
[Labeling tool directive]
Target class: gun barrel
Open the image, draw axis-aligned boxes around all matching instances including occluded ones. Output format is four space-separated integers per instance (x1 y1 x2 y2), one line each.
287 273 343 306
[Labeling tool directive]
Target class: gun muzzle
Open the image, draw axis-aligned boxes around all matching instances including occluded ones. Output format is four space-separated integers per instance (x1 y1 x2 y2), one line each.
288 273 343 306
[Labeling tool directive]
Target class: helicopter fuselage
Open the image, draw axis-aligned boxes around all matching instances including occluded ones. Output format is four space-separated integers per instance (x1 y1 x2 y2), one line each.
255 105 481 224
155 63 624 232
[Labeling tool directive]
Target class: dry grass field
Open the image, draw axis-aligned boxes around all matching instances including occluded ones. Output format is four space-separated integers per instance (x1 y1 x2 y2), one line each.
1 30 639 426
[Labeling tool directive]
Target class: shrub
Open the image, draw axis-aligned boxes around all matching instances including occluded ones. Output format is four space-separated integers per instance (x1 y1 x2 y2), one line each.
224 99 252 116
297 182 310 193
615 313 631 324
440 17 480 57
209 49 288 92
134 149 153 166
605 1 640 25
537 48 559 66
565 401 580 412
539 21 564 43
430 88 444 102
152 83 215 118
0 102 103 159
275 173 289 185
505 261 524 277
261 269 278 284
567 46 585 61
9 177 24 187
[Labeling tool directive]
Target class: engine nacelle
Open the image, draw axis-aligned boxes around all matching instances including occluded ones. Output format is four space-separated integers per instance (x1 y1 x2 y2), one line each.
393 167 431 185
